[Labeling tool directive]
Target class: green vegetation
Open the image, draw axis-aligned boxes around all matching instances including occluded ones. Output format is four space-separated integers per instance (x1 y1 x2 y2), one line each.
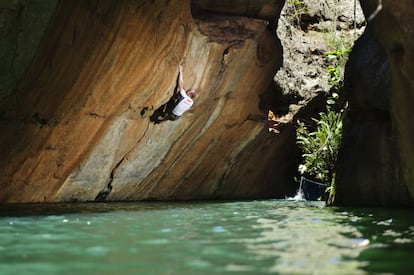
325 46 351 88
297 106 343 204
286 0 309 27
296 43 349 204
296 1 353 204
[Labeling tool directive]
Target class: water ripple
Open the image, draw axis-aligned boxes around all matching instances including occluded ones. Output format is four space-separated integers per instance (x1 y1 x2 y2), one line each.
0 200 413 274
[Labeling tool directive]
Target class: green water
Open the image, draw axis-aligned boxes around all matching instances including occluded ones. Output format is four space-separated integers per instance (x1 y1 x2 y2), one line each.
0 200 413 274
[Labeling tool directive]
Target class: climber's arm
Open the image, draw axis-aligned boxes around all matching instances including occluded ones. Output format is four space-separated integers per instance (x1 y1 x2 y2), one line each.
178 65 184 91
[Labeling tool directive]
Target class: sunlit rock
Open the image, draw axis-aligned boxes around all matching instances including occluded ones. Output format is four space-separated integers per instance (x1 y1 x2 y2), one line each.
0 0 296 202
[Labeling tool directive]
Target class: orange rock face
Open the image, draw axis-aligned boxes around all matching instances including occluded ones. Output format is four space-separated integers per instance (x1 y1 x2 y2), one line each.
0 0 297 203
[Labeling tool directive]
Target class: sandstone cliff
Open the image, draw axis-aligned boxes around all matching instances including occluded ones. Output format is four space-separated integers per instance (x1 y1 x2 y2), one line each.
0 0 298 203
2 0 414 206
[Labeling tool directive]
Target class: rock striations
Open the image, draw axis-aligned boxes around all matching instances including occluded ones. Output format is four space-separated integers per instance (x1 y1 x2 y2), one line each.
0 0 297 203
1 0 414 206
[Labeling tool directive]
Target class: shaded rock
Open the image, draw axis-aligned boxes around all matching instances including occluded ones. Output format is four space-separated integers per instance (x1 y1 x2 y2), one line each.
336 30 413 206
336 1 414 206
0 0 58 100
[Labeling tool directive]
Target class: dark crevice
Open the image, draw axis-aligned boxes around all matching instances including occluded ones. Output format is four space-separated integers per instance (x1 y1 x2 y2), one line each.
88 112 105 118
223 47 230 56
259 82 303 117
31 112 57 128
94 137 144 201
299 14 321 32
95 120 152 201
140 106 150 117
94 174 114 202
95 157 124 202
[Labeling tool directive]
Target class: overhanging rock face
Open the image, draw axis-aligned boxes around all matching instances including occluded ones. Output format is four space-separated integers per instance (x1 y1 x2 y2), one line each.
0 0 297 203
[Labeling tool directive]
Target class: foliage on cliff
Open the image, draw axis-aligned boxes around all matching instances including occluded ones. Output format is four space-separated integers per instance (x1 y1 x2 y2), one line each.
296 107 343 203
276 0 364 203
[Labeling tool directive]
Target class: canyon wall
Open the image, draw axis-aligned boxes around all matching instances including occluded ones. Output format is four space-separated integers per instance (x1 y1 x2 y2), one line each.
2 0 413 206
0 0 297 203
336 0 414 206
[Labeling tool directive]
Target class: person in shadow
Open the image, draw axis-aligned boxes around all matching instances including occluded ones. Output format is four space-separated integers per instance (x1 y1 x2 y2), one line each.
150 65 197 124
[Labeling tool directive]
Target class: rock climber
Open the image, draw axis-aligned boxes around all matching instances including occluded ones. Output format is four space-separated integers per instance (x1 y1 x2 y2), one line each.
150 65 197 124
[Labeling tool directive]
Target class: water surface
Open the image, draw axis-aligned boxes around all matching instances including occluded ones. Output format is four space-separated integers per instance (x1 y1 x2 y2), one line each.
1 200 413 274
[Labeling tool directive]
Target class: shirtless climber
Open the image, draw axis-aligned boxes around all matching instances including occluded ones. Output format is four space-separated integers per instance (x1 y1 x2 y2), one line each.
150 65 197 124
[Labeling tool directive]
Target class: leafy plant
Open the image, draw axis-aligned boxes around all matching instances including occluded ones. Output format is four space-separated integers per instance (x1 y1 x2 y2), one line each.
326 65 341 87
297 43 348 204
324 46 351 88
325 47 351 60
297 107 343 204
293 0 356 204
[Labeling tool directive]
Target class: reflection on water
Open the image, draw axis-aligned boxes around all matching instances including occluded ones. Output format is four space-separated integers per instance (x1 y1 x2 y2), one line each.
0 200 413 274
246 206 367 273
